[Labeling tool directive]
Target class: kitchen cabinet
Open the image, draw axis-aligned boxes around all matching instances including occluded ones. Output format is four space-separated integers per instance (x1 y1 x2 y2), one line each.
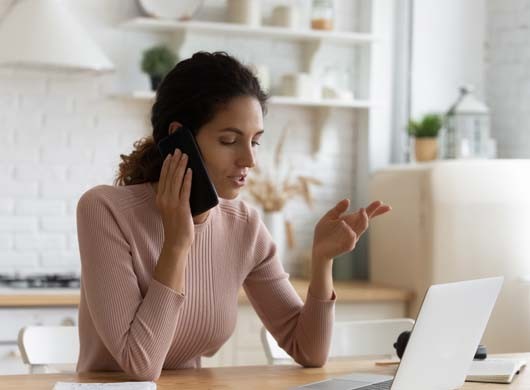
369 160 530 353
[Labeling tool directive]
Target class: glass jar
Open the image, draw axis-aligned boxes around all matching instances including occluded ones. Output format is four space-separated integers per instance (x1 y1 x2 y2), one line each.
311 0 334 31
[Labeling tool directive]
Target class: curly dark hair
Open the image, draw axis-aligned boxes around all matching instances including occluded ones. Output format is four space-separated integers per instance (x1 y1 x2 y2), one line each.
114 51 269 186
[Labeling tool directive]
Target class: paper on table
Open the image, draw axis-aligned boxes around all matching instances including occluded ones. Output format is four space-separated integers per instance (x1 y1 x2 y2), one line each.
466 358 527 384
53 382 156 390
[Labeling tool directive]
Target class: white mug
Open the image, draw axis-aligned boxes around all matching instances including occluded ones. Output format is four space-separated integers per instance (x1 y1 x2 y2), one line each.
227 0 261 26
281 73 320 99
270 5 299 29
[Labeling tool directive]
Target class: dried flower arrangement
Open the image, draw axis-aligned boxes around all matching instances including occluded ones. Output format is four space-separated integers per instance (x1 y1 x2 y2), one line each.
245 123 323 213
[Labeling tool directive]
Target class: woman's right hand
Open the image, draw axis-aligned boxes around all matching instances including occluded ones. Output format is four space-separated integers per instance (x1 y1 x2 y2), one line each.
155 149 194 251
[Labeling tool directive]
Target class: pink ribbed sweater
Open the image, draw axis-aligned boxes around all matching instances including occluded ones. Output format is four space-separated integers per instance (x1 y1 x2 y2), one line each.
75 182 335 380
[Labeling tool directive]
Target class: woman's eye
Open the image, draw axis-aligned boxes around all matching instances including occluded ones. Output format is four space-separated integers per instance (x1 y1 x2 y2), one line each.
220 139 260 147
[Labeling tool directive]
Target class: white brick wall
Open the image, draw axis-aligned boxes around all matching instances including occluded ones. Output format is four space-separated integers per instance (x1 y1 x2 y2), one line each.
0 199 14 215
14 234 66 251
0 60 128 273
486 0 530 157
0 1 391 277
15 200 66 216
0 217 38 233
0 235 12 250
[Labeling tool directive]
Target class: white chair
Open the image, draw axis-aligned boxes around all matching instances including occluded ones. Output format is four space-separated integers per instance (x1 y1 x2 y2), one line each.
17 325 79 373
261 318 415 365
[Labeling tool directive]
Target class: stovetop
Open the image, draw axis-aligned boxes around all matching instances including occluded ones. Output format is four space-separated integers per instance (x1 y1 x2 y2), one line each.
0 273 80 289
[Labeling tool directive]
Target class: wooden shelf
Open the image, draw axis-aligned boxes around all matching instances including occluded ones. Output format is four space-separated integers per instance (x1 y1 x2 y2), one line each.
0 280 412 307
111 91 372 109
269 96 372 109
251 279 414 305
121 18 376 46
0 291 80 307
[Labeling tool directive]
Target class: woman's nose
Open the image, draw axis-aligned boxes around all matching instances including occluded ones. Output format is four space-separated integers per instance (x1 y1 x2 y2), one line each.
237 146 256 168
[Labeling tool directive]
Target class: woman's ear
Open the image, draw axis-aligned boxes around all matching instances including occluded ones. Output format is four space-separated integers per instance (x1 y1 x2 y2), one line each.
168 121 183 135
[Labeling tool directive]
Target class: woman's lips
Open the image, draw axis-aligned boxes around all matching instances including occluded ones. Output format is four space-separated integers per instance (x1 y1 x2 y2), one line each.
228 175 246 187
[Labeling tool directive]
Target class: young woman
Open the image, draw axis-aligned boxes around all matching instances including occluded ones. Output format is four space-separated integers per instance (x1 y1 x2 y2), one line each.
76 51 391 381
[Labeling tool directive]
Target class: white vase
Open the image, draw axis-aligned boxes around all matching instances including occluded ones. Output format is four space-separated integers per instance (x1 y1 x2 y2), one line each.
262 211 287 269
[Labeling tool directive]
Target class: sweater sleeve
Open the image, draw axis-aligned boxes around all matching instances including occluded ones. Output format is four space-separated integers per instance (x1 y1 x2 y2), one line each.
243 211 336 367
76 188 185 381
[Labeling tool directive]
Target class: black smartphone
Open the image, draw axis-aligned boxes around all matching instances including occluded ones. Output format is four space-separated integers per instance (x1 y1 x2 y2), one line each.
157 126 219 216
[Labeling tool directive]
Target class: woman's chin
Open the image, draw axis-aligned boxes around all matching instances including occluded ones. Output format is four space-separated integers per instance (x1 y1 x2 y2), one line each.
217 187 241 200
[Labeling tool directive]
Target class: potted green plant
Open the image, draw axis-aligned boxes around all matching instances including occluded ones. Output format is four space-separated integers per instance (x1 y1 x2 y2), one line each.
408 113 442 162
140 45 177 91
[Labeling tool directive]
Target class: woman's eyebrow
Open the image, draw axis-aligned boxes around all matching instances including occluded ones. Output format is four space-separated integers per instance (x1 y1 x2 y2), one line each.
219 127 265 136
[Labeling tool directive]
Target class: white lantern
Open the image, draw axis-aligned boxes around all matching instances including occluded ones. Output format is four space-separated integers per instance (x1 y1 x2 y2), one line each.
441 86 495 159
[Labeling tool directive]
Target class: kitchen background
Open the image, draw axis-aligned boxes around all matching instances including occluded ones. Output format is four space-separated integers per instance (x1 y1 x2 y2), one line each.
1 0 530 373
0 0 396 279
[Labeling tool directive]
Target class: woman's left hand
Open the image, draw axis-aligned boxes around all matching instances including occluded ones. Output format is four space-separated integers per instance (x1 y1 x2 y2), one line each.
312 199 392 263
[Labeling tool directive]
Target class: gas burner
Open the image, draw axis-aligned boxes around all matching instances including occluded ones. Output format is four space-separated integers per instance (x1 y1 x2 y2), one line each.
0 273 80 289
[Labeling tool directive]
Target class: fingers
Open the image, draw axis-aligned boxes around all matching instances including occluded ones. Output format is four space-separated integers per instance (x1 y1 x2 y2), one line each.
169 152 188 198
341 208 369 235
371 204 392 218
357 208 369 233
348 208 368 232
158 154 171 195
324 198 350 220
340 220 358 252
365 201 382 217
162 149 180 197
366 200 392 219
180 168 192 201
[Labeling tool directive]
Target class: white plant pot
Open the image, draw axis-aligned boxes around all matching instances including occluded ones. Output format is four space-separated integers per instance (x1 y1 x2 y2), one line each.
262 211 287 270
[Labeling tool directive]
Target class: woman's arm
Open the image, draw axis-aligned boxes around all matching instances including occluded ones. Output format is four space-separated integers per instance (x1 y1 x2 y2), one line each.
77 190 186 381
153 150 194 293
243 209 335 368
153 244 189 294
78 151 195 381
308 257 334 300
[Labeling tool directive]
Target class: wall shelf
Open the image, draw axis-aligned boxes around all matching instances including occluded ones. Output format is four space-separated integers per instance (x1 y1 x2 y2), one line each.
121 18 377 46
111 91 373 109
269 96 371 109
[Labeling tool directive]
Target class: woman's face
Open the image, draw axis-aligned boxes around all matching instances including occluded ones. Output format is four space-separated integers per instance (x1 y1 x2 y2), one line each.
170 96 264 200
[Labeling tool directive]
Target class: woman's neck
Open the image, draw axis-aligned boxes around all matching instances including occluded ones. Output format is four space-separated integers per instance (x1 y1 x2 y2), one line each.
150 182 209 225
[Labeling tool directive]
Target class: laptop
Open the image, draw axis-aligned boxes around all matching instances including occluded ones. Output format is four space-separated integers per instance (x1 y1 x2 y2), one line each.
293 276 504 390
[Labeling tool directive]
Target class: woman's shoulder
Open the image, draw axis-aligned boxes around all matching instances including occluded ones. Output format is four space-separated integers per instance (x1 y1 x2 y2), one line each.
78 182 153 212
217 198 261 225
